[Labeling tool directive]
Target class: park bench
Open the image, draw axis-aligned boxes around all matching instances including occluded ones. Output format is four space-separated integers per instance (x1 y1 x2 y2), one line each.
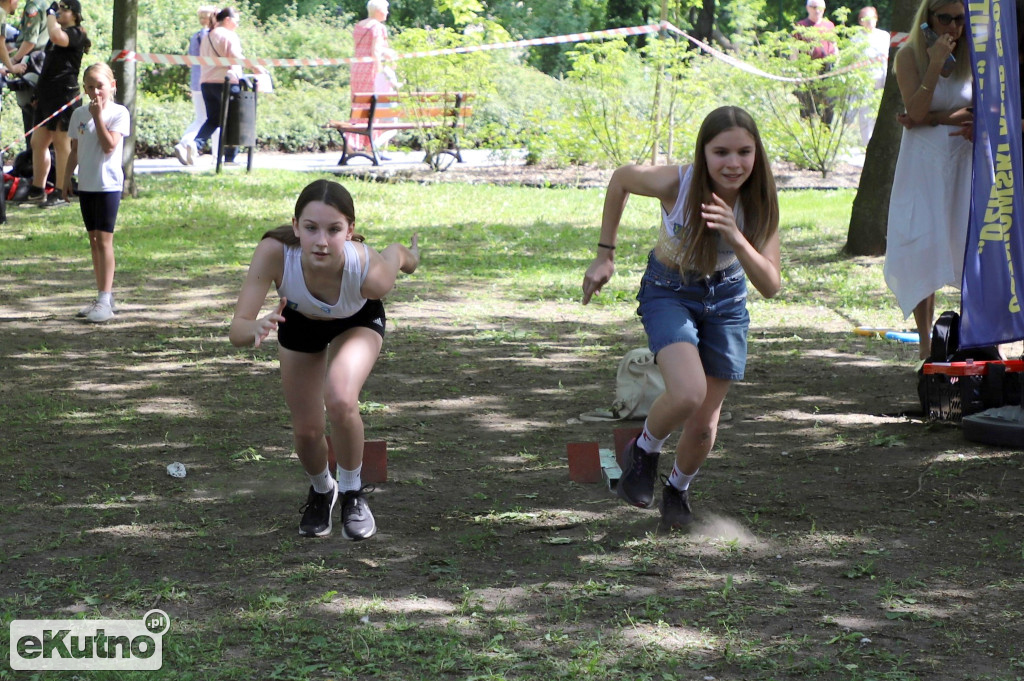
326 91 474 169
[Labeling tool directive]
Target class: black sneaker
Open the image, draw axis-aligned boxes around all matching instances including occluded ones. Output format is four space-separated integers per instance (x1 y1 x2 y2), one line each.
42 189 69 208
616 437 659 508
298 484 338 537
340 486 377 541
25 185 45 202
659 477 693 531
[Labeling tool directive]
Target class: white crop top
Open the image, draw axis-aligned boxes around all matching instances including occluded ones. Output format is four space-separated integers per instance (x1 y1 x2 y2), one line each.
660 165 746 272
277 241 370 319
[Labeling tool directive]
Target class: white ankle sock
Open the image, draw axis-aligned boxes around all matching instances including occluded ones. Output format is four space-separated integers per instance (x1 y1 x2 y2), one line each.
668 463 698 491
337 465 362 493
308 466 336 494
98 291 113 307
637 421 668 454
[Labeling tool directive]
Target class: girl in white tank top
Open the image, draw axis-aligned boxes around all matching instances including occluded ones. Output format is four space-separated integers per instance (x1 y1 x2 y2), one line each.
581 106 781 531
229 179 419 542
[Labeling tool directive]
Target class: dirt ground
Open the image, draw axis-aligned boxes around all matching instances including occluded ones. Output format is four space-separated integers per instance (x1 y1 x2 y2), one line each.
2 164 1023 680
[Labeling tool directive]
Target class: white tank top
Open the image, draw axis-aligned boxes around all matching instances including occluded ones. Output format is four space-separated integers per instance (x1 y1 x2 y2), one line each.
660 165 745 271
277 241 370 319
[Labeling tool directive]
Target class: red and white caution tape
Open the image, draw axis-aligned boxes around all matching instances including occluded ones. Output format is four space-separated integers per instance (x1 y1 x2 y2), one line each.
664 23 895 83
110 22 667 70
109 21 909 85
1 93 83 156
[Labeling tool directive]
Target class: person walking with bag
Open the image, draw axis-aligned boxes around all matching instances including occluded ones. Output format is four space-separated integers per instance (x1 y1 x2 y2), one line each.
582 106 781 531
172 5 217 166
193 6 244 164
229 179 419 540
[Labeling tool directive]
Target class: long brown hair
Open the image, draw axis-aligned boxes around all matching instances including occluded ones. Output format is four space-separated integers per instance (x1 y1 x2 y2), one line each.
661 106 779 275
262 179 365 245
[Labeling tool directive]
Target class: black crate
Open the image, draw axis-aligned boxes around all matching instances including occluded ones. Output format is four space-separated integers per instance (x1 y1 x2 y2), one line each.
920 361 1023 422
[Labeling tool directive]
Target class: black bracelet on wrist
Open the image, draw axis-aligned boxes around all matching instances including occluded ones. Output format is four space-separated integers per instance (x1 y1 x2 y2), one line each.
598 242 615 251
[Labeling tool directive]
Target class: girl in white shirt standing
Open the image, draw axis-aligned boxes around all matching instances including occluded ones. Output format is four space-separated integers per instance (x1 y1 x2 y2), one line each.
229 179 419 541
63 62 131 324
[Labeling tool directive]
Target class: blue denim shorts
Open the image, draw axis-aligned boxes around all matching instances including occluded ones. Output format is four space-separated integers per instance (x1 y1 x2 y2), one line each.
636 251 750 381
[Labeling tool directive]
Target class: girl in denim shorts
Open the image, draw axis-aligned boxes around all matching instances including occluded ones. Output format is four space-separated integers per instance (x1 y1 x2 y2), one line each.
229 180 419 541
582 106 781 531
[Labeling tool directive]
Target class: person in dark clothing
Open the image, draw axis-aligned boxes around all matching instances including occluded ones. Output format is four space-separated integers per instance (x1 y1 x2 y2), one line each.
26 0 90 207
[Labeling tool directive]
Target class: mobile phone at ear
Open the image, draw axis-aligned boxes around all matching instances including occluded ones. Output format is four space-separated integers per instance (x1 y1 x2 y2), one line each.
921 22 957 66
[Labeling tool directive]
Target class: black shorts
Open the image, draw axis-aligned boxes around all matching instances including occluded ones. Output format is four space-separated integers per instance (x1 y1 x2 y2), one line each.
277 299 386 353
36 87 80 131
79 191 122 233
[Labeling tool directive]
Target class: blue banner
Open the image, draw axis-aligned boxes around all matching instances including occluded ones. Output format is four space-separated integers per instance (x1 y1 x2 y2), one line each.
962 0 1024 348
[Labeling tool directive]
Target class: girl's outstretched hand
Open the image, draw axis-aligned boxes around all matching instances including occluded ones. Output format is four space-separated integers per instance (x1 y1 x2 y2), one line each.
701 193 742 243
401 233 420 274
253 298 287 348
582 257 615 305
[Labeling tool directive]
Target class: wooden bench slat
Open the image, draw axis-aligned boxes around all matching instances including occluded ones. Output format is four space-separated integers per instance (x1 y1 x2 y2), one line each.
350 91 476 103
329 91 475 168
346 106 472 121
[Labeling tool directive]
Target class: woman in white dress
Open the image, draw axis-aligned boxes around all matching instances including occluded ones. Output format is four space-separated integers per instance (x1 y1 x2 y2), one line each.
884 0 973 360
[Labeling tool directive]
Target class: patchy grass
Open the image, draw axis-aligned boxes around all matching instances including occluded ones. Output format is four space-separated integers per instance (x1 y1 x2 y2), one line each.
1 171 1022 680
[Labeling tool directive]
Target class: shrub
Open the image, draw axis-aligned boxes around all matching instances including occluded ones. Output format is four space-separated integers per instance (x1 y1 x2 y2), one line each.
133 85 352 158
732 25 873 176
242 6 355 91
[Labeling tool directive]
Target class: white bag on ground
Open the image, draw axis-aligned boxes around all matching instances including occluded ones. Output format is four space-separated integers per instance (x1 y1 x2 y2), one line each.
580 348 665 422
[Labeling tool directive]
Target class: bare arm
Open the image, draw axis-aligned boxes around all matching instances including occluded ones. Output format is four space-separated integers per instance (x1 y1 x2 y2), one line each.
582 164 683 305
360 234 419 300
895 42 971 127
223 30 244 80
10 42 34 63
229 239 287 348
46 13 68 47
61 139 77 198
372 24 396 67
698 192 781 298
0 37 15 71
90 102 121 155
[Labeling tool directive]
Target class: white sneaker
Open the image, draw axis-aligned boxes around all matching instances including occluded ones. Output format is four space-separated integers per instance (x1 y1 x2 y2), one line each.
76 298 117 317
173 143 189 166
76 301 97 317
186 142 197 165
85 301 115 323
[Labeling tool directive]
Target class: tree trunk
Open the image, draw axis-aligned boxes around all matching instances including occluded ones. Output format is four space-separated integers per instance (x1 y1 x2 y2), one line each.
111 0 138 198
845 0 916 255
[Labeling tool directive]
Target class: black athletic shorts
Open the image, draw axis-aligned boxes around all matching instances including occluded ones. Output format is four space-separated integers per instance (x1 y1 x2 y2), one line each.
277 299 386 353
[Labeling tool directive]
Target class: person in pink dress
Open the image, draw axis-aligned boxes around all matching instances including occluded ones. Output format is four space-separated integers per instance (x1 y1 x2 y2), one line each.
344 0 399 154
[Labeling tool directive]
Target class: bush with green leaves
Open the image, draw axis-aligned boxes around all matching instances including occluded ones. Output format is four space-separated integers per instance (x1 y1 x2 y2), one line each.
556 39 658 166
531 37 711 168
132 84 352 158
733 21 875 176
241 6 356 91
0 1 880 172
388 22 527 167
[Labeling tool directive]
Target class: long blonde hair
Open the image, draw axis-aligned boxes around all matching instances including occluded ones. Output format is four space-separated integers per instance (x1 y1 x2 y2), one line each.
658 106 779 275
897 0 972 82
